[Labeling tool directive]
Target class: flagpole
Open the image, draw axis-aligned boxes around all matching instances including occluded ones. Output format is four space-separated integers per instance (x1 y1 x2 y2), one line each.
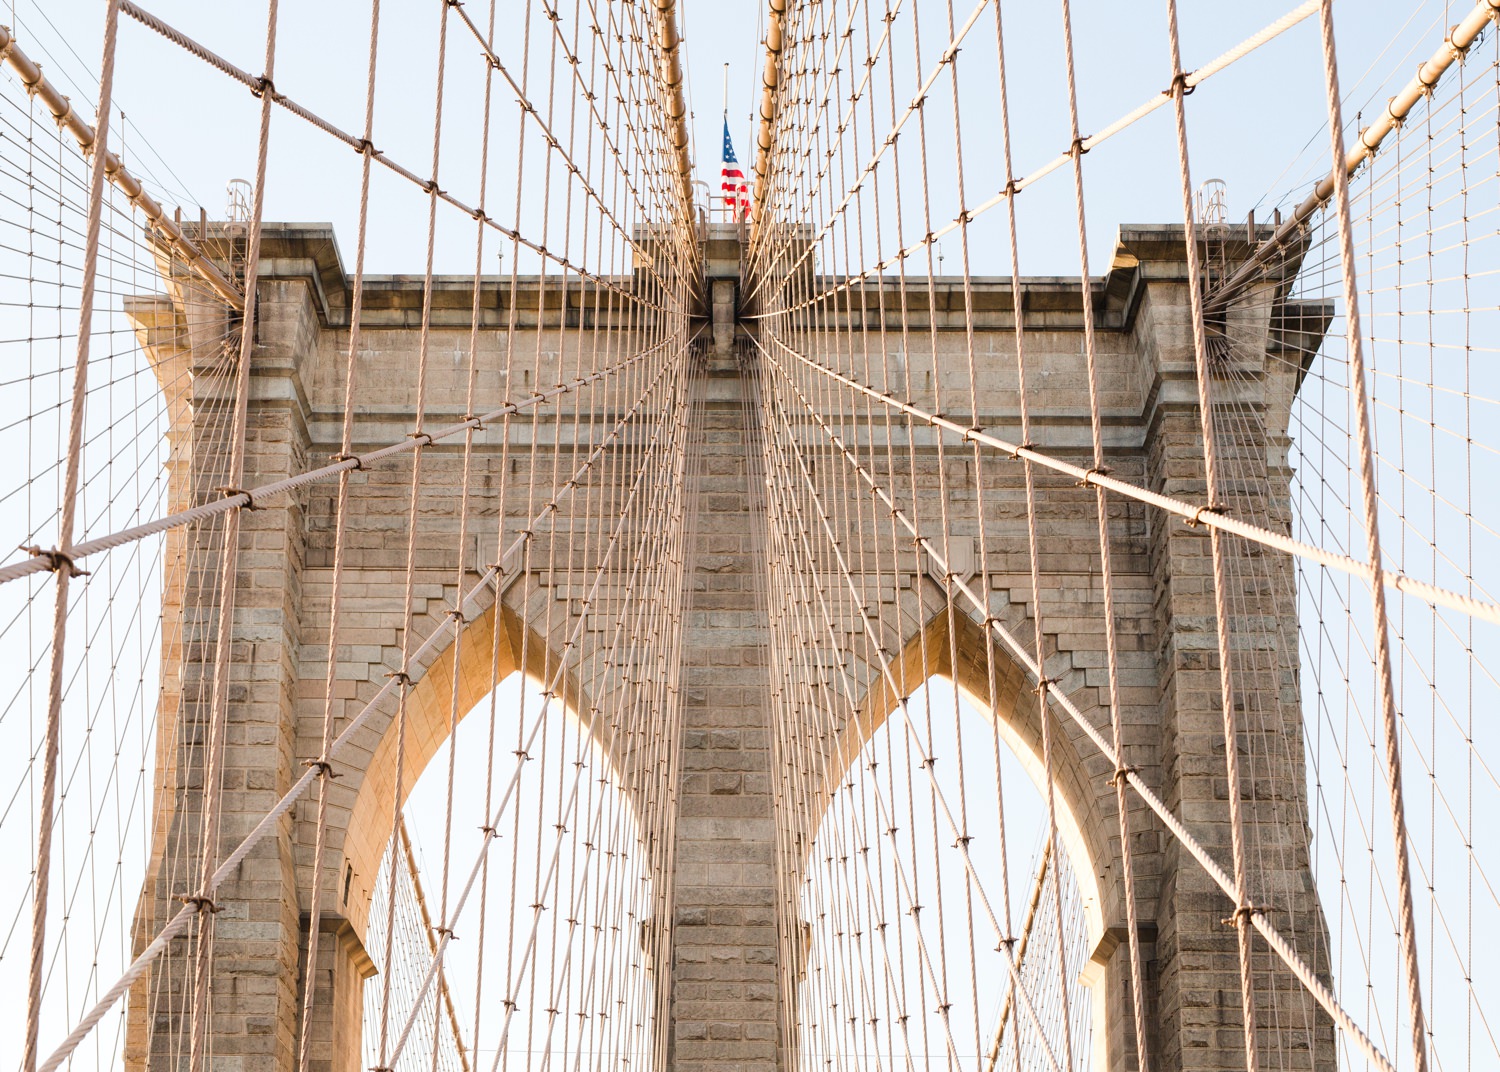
722 63 729 221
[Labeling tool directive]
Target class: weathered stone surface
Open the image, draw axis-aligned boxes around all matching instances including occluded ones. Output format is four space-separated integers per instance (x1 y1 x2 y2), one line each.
128 222 1332 1072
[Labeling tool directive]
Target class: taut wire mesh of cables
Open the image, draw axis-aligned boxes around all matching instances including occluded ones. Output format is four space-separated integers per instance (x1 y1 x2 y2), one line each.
747 1 1500 1071
0 0 700 1070
1 1 1500 1072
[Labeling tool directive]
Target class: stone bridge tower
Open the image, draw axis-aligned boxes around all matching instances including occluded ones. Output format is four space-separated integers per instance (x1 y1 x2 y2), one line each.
126 221 1332 1072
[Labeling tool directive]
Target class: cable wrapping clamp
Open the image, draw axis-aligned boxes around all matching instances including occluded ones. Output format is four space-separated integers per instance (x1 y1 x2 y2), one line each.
177 893 222 914
1007 441 1035 461
385 670 413 687
23 544 89 577
331 451 365 471
1169 70 1195 97
1444 24 1463 58
303 757 341 779
217 485 258 510
354 138 375 157
1033 675 1058 696
447 608 467 624
51 94 75 132
1076 465 1112 487
1416 58 1442 93
1107 763 1140 788
1185 502 1228 528
462 413 485 430
1221 903 1265 927
251 74 275 99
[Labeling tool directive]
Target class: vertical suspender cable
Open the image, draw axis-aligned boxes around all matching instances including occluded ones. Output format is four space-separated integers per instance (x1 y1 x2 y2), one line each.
188 5 280 1070
1047 0 1153 1063
1161 1 1261 1065
1314 3 1431 1069
296 0 382 1065
21 5 121 1072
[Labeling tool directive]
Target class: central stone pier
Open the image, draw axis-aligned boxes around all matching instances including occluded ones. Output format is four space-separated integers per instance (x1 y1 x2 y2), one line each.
125 219 1334 1072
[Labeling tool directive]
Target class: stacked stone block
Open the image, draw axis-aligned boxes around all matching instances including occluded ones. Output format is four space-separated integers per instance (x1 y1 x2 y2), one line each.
126 222 1332 1072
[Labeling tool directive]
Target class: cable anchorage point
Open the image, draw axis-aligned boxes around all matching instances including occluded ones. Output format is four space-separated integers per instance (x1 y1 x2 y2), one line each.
1077 464 1112 487
1185 502 1229 528
23 544 88 577
1221 903 1265 927
303 757 341 779
217 485 258 510
1169 69 1195 97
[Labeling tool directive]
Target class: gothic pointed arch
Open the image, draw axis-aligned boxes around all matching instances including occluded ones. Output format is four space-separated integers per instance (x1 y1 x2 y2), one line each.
820 606 1120 948
340 588 599 941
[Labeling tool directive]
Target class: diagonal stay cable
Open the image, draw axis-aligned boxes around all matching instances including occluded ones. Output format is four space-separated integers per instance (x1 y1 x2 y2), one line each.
447 0 693 302
743 0 981 308
116 0 663 306
0 340 672 586
762 332 1500 626
741 0 888 294
0 22 244 307
33 332 696 1072
755 355 1068 1072
381 350 692 1069
1206 0 1500 313
757 336 1403 1072
20 6 122 1070
748 0 1321 315
760 433 1058 1071
982 837 1054 1072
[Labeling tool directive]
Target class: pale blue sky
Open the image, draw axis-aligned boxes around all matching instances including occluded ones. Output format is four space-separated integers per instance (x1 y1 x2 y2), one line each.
4 0 1464 277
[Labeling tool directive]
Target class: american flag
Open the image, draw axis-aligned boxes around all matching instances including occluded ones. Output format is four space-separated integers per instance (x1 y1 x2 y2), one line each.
720 119 750 220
